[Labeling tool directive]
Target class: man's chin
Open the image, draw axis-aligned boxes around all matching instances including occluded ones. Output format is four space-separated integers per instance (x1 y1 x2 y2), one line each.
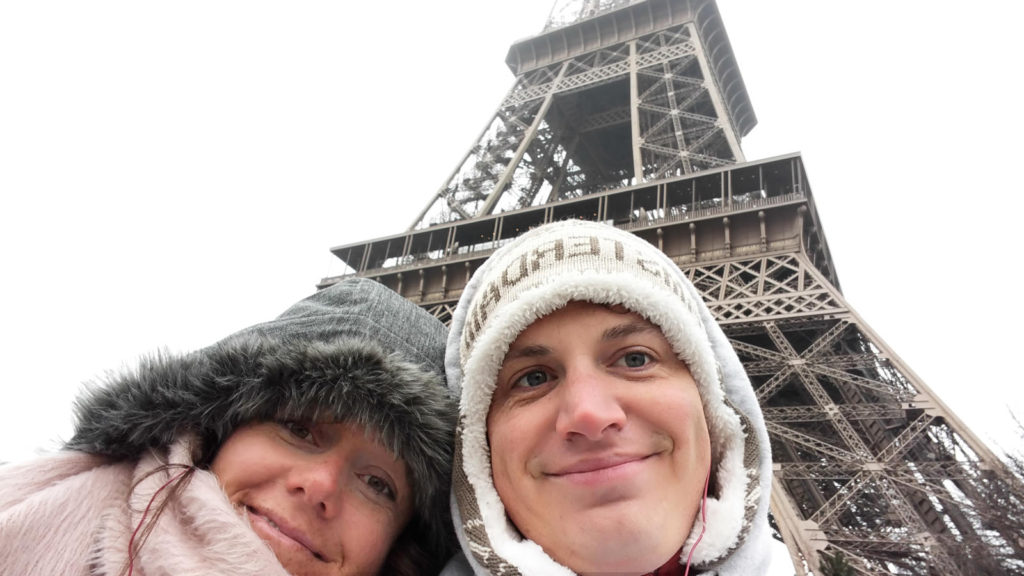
532 508 687 575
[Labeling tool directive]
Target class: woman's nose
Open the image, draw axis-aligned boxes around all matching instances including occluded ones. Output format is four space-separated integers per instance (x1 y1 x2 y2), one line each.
289 458 344 516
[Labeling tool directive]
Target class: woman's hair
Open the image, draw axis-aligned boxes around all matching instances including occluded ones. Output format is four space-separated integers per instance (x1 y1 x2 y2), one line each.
68 279 457 574
119 463 197 576
121 430 455 576
383 519 455 576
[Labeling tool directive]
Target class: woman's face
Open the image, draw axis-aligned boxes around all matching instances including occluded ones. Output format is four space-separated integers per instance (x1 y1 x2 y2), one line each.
211 421 414 576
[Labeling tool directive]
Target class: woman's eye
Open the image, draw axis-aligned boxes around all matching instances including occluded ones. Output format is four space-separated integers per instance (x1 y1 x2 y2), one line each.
514 370 550 388
363 474 396 501
616 351 651 368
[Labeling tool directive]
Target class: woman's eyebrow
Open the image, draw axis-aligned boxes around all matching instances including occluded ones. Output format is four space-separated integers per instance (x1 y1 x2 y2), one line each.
603 321 659 341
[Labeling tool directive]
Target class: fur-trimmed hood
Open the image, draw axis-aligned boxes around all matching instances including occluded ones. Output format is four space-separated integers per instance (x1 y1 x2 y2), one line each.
66 277 457 563
444 221 773 575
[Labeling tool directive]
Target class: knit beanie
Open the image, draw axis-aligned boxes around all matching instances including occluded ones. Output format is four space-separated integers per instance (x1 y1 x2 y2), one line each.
67 277 457 562
446 220 767 573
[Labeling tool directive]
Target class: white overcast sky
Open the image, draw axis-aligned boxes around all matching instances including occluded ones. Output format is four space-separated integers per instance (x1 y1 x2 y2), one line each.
2 0 1022 480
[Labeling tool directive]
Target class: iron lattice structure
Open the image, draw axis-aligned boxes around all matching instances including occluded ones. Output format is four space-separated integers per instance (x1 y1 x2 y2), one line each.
321 0 1024 573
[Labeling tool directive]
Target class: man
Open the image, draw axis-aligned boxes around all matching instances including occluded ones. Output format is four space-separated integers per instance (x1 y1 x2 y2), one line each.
441 220 773 575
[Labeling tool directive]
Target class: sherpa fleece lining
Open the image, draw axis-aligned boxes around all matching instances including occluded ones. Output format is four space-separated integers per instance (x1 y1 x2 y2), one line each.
445 221 772 574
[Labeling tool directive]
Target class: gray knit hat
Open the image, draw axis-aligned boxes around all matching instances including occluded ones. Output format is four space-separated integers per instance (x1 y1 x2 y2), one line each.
67 277 457 564
446 220 767 573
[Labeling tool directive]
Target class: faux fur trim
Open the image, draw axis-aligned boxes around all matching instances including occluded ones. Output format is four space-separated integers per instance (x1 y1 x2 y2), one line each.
66 335 457 559
86 437 290 576
0 439 289 576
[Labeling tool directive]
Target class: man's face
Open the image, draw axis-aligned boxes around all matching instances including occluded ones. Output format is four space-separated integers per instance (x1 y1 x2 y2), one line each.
487 301 711 574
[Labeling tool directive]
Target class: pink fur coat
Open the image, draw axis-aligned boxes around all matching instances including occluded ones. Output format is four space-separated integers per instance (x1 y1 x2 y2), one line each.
0 438 291 575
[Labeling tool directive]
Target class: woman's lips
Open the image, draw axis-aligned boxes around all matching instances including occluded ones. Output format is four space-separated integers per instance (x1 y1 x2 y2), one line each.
246 505 326 561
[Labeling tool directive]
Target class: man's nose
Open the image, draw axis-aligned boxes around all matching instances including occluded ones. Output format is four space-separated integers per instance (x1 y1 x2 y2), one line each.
554 364 627 440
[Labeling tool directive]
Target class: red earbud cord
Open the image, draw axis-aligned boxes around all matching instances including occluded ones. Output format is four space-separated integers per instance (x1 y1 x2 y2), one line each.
682 463 711 576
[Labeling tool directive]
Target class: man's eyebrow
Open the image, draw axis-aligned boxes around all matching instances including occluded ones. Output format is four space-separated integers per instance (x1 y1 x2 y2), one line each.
603 321 659 341
503 344 551 362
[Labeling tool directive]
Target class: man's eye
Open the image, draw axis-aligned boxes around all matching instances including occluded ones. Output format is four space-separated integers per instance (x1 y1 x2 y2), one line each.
283 421 314 441
363 474 396 501
616 351 651 368
514 370 549 388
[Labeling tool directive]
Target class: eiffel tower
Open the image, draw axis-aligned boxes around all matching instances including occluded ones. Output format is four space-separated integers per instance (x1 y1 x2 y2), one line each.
318 0 1023 573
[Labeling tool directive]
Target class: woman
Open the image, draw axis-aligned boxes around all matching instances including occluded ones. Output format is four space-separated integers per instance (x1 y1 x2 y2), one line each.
0 277 457 576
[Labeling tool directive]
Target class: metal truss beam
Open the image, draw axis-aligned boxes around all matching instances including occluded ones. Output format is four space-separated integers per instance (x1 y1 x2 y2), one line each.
412 19 744 229
327 0 1022 566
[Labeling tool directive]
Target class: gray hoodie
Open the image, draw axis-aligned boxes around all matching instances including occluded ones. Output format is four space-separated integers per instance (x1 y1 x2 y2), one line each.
66 277 458 568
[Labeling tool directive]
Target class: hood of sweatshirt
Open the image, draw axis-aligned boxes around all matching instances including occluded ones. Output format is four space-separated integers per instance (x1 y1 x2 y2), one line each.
444 220 773 574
